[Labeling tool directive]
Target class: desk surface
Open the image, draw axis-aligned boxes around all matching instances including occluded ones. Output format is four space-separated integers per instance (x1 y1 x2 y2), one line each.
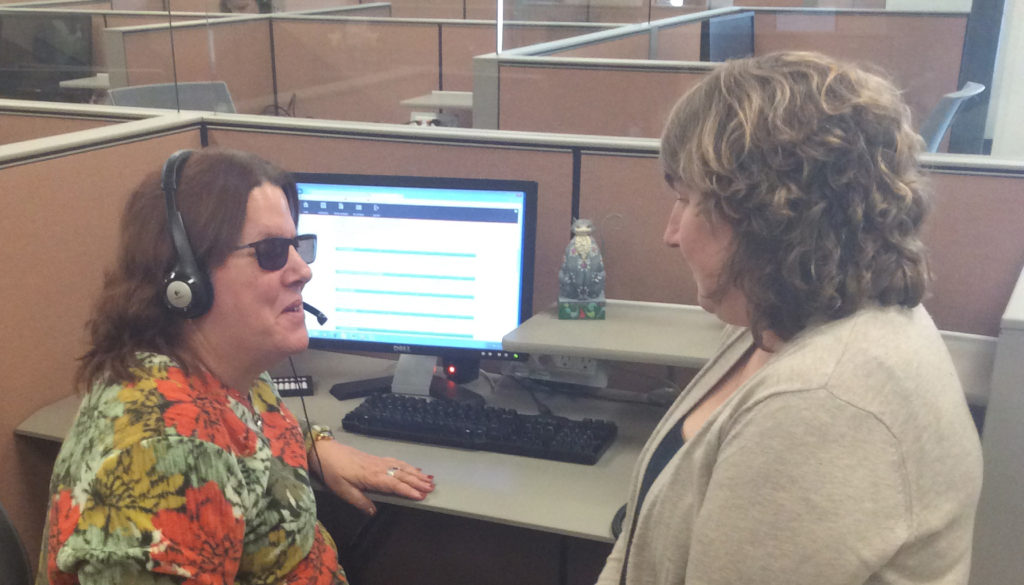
399 90 473 110
58 73 110 90
16 350 664 543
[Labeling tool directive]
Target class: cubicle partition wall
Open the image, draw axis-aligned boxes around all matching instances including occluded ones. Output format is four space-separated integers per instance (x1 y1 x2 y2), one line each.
162 0 218 11
372 0 705 22
737 0 885 7
753 10 968 129
576 148 1024 339
473 7 970 138
271 17 442 122
0 99 141 144
0 110 205 569
5 0 115 8
105 17 275 113
286 2 393 17
474 54 712 136
442 21 612 90
503 0 708 24
100 13 609 121
2 103 1023 578
917 161 1024 337
269 16 613 120
203 122 577 308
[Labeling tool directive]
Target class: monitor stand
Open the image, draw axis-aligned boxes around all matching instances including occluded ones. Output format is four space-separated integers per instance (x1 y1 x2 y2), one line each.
392 354 484 406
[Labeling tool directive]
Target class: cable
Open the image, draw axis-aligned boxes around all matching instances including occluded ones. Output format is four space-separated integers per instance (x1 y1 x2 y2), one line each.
477 368 500 392
508 375 555 416
165 8 180 112
289 355 324 480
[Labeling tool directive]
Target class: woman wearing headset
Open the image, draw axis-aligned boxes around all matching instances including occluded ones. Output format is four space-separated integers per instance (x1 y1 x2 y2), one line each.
39 148 432 584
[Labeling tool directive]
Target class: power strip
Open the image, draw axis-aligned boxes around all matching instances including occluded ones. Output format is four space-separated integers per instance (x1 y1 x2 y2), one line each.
502 354 608 388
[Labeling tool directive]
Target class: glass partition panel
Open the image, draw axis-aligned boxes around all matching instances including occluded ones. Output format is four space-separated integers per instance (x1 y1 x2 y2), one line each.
0 0 1020 158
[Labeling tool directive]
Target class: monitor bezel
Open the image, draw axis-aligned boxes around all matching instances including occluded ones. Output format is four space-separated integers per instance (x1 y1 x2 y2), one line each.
292 171 538 363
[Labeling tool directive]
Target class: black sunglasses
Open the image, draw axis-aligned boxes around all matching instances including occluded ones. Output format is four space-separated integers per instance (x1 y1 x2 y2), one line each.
233 234 316 271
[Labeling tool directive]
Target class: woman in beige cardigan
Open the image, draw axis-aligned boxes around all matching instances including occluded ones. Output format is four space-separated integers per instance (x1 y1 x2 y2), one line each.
598 51 983 585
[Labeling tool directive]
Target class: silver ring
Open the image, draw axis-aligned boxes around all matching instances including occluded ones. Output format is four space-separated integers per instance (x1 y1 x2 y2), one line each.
386 466 401 477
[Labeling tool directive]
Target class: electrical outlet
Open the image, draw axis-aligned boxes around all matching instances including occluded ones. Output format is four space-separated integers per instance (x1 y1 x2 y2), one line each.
551 354 599 373
504 354 608 387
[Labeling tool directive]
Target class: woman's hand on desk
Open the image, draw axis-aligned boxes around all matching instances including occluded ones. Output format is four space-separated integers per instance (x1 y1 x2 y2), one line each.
309 440 435 515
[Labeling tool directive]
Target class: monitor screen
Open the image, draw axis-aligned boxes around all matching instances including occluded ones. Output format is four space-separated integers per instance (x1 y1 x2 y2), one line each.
700 11 754 63
0 13 92 101
294 172 537 376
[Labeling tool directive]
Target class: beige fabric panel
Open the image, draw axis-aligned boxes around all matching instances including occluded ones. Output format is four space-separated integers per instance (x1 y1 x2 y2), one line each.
165 0 220 11
279 0 361 10
498 66 706 137
440 24 495 92
0 114 115 145
738 1 885 6
654 19 702 62
205 128 575 311
0 130 201 571
923 171 1024 336
753 12 968 128
386 0 464 18
579 152 700 305
271 19 439 123
579 152 1024 337
119 20 275 114
507 4 590 23
464 0 497 19
112 0 181 8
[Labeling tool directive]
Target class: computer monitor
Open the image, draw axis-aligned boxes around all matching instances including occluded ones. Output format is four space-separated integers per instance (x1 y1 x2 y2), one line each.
0 12 92 101
294 172 537 398
700 11 754 62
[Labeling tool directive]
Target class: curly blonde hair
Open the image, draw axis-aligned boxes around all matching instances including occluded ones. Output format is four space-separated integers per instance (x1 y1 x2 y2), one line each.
661 51 930 342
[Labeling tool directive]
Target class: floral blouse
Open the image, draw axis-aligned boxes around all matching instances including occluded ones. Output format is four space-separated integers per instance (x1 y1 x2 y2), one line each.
38 353 347 585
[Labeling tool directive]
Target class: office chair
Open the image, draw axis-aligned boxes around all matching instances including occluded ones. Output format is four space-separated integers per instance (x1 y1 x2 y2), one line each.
107 81 236 113
0 500 32 585
918 81 985 153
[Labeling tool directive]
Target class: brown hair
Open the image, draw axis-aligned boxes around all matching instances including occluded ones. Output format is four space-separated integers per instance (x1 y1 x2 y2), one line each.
75 148 298 390
661 51 930 343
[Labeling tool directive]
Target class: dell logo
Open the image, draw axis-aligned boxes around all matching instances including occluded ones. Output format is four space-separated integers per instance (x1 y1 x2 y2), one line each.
393 345 412 352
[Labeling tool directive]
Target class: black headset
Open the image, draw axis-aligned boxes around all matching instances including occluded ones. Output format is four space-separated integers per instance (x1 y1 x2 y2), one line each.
161 149 214 318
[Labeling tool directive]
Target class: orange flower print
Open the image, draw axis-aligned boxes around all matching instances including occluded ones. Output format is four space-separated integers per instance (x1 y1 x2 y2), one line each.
284 527 345 585
47 491 81 585
151 482 244 585
157 368 257 456
261 410 308 469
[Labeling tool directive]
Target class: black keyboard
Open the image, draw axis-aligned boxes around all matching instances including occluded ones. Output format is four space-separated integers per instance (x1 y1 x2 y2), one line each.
342 393 618 465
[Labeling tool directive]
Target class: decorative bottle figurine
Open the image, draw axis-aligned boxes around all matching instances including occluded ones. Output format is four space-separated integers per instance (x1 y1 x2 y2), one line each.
558 218 606 319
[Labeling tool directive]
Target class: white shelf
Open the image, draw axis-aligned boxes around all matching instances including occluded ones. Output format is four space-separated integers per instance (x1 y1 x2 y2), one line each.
503 299 725 368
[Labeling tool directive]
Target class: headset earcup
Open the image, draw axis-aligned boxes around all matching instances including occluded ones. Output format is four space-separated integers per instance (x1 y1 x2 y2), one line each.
163 268 213 318
160 149 213 319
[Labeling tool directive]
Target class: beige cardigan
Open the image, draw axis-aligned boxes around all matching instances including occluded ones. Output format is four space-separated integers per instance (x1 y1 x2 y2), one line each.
597 305 982 585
